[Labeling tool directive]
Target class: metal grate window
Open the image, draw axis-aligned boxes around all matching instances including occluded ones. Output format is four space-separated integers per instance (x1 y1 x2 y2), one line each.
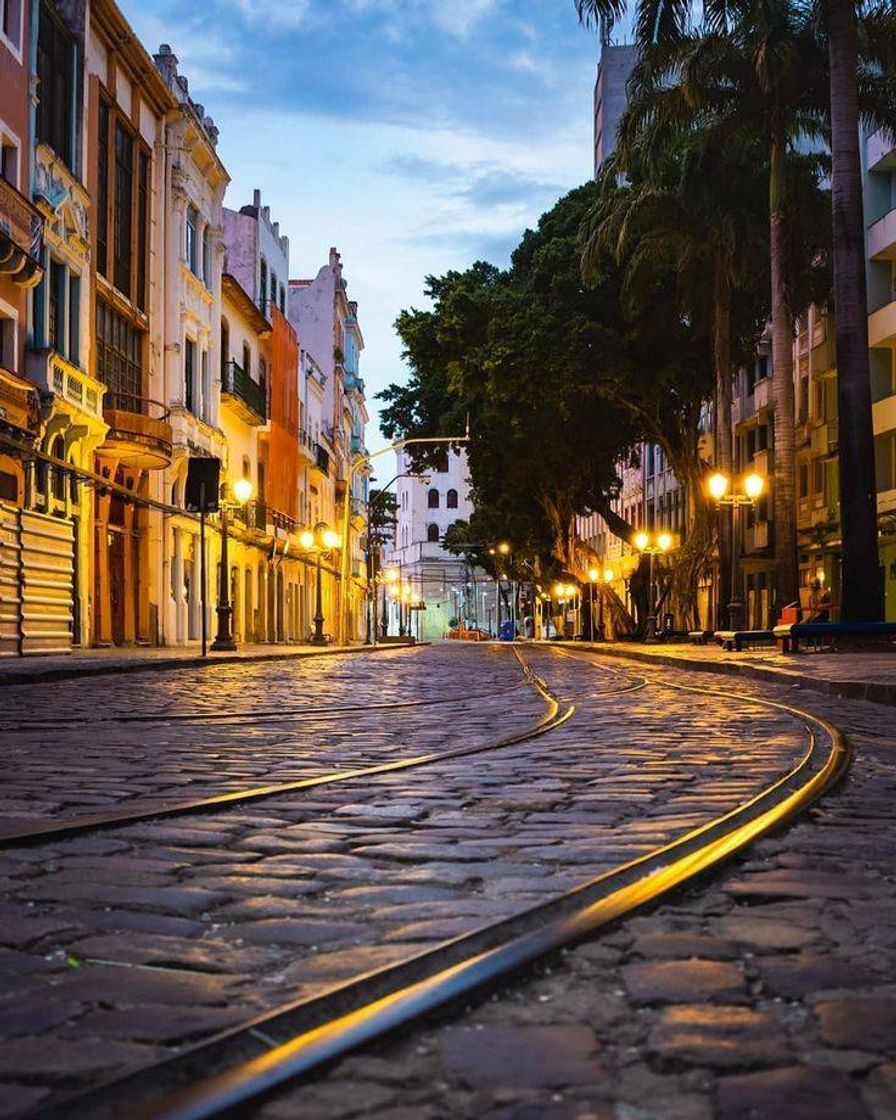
96 299 144 404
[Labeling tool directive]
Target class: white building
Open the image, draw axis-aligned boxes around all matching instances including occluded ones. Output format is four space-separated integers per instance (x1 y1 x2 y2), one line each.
384 447 494 639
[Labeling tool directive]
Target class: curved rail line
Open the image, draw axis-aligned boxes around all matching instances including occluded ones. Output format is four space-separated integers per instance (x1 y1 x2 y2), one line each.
33 649 850 1120
0 647 588 848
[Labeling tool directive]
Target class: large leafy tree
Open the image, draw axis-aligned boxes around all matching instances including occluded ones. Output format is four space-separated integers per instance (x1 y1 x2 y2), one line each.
586 122 771 624
575 0 894 618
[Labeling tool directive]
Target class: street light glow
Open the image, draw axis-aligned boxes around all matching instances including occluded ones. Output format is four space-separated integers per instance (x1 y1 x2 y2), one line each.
383 567 399 584
708 472 729 501
299 529 315 550
658 532 673 552
322 529 341 550
603 568 615 582
744 472 765 499
588 568 599 582
497 542 511 555
232 478 253 505
634 531 649 552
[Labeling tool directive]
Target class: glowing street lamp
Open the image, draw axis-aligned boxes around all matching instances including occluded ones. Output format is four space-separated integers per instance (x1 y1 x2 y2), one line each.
706 471 767 631
211 477 254 652
587 568 600 641
301 522 341 645
634 531 675 643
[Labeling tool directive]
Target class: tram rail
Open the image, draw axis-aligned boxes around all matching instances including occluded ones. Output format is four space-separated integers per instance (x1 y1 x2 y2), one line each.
27 646 849 1120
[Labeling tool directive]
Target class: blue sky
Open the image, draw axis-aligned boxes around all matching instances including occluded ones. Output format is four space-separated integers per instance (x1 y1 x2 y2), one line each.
120 0 620 449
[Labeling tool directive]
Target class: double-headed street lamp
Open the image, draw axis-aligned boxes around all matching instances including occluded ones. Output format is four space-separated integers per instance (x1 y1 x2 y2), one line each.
708 471 765 632
210 477 254 652
634 530 673 643
587 566 616 641
553 581 578 638
300 522 341 646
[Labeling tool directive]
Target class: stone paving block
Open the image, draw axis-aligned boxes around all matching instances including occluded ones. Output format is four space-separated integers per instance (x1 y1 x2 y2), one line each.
716 913 820 951
630 931 739 960
0 1036 159 1081
70 1003 249 1043
64 932 270 973
647 1004 791 1070
47 963 241 1006
756 954 878 1000
715 1065 871 1120
724 870 887 901
0 912 83 948
440 1024 601 1088
621 960 747 1004
0 994 82 1036
0 1082 51 1119
221 918 368 946
816 998 896 1055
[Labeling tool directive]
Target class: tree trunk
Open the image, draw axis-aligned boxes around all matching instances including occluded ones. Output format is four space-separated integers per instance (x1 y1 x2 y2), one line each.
714 249 733 628
828 0 883 620
770 138 800 618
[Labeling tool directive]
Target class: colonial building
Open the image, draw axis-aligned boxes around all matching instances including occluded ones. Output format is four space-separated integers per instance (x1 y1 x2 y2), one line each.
153 43 229 647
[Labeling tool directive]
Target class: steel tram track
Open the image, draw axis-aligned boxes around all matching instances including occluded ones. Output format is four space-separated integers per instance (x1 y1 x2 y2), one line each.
0 647 600 848
30 647 850 1120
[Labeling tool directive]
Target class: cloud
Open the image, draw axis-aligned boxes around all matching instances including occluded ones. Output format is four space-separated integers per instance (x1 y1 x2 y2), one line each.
224 0 311 28
385 155 564 210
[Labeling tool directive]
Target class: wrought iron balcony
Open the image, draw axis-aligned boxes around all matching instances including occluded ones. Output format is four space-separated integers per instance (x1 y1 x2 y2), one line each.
102 394 173 470
0 366 40 438
314 443 330 475
221 359 267 425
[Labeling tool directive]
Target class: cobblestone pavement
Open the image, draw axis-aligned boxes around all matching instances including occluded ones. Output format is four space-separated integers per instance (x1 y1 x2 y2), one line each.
0 645 542 828
242 647 896 1120
0 644 819 1117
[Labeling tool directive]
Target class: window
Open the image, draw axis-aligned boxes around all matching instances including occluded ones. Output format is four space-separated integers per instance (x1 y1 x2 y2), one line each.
427 523 440 543
427 487 439 509
876 432 896 494
185 206 198 273
201 350 210 422
259 258 267 312
202 225 211 287
96 299 144 404
184 337 196 413
279 285 285 314
52 436 65 502
446 488 458 509
1 0 23 49
798 462 809 500
259 357 267 401
113 122 133 295
68 273 79 364
270 271 277 311
0 306 16 370
136 152 148 310
242 342 251 377
36 1 78 170
96 101 109 275
0 136 18 187
48 260 64 354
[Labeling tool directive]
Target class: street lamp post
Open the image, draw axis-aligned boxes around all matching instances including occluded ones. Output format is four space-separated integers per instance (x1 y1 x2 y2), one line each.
634 531 673 643
211 478 253 652
600 567 615 640
708 472 765 631
588 568 599 641
300 522 341 646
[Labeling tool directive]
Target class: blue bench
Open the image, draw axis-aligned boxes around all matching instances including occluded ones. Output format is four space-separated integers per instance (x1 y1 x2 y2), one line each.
689 630 714 645
714 629 775 652
774 621 896 653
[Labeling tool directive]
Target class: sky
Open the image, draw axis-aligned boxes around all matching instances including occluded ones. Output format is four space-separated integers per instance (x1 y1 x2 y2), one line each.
119 0 617 452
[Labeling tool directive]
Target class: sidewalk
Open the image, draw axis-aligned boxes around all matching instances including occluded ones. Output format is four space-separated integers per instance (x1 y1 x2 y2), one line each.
0 640 416 686
565 639 896 706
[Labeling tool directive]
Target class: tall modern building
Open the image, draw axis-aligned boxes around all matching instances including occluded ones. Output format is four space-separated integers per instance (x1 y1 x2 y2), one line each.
593 37 638 176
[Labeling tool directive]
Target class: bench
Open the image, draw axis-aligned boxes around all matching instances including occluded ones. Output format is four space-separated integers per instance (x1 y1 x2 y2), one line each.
689 630 714 645
714 629 775 652
774 621 896 653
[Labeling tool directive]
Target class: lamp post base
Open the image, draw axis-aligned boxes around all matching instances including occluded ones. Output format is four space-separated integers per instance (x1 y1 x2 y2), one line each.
211 606 236 652
727 599 745 632
644 612 660 644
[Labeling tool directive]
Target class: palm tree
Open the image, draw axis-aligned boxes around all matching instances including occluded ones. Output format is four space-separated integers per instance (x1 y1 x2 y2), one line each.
584 129 770 626
576 0 893 620
616 14 831 620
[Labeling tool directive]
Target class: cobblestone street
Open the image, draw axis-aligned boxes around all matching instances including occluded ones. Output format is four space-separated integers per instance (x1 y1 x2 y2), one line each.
0 642 893 1119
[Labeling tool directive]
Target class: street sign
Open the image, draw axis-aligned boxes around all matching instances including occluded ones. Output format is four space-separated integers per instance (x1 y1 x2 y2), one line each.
185 458 221 513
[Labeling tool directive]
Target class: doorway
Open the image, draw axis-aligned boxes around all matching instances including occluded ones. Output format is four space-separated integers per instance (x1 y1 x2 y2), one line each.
109 530 126 645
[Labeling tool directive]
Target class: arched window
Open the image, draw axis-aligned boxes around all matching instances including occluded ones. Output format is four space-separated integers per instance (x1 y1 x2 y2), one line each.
242 342 251 378
220 318 230 377
427 523 440 543
446 488 458 509
52 437 66 502
242 455 250 479
427 487 439 509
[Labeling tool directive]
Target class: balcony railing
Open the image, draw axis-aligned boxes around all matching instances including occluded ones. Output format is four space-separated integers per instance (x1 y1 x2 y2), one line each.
221 359 267 424
102 394 173 470
315 443 330 475
0 177 44 289
0 366 40 436
233 500 297 536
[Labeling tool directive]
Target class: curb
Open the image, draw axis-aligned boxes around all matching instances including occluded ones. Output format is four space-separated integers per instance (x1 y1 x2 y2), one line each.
566 641 896 708
0 642 420 687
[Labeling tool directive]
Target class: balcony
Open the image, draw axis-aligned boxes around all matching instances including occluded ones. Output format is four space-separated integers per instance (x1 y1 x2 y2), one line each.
870 299 896 348
101 394 173 470
0 366 39 438
0 177 44 289
867 127 896 173
28 351 104 423
298 427 317 463
810 420 838 458
754 378 771 412
221 360 267 425
314 443 330 476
